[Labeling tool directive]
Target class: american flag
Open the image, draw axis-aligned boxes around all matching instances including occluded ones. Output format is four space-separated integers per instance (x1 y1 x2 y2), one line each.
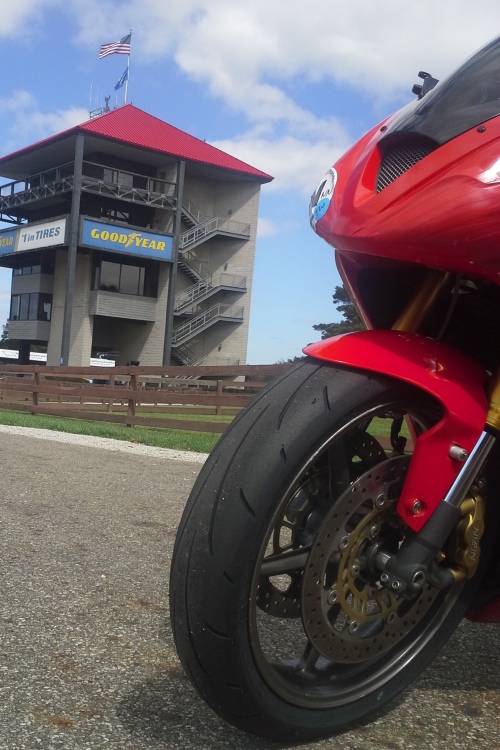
99 33 131 59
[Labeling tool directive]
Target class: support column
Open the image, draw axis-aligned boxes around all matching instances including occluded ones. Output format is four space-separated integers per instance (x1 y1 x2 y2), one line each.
162 159 185 366
60 133 84 365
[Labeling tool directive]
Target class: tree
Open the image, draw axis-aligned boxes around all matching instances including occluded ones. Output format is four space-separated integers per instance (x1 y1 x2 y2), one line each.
0 321 7 343
312 285 364 339
0 320 19 350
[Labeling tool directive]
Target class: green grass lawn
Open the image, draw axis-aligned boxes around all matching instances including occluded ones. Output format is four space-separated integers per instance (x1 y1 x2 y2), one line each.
0 404 408 455
0 408 222 453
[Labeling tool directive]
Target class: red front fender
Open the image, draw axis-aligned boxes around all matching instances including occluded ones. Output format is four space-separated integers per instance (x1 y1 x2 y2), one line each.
304 330 489 531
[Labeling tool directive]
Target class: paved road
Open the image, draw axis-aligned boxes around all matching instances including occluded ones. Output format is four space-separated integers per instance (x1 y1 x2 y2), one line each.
1 430 500 749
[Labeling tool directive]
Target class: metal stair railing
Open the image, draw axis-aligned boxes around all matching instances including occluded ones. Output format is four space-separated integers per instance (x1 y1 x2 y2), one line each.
181 198 211 227
172 342 200 365
177 251 210 283
172 303 244 345
174 273 247 312
180 217 251 251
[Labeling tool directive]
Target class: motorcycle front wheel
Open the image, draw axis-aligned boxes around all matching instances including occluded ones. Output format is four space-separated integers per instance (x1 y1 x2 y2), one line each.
170 360 490 740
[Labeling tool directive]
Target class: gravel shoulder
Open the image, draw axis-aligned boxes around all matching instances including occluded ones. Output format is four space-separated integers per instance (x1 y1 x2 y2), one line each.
0 424 207 463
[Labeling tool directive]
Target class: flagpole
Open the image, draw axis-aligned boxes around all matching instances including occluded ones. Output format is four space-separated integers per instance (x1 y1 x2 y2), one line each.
124 29 131 104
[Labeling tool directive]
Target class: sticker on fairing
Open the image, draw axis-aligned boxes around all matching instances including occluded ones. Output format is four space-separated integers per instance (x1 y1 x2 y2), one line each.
310 168 337 228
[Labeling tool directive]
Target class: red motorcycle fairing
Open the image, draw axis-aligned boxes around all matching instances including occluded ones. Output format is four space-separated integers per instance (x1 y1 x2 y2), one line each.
313 114 500 285
304 330 488 532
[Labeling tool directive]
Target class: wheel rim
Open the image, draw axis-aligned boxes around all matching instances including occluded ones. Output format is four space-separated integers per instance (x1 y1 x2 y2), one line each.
249 399 464 709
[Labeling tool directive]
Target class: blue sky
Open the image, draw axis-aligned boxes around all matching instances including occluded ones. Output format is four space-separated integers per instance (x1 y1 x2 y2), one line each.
0 0 498 362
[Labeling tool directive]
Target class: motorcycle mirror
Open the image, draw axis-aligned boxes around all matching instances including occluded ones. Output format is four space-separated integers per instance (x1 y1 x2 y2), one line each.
412 70 439 99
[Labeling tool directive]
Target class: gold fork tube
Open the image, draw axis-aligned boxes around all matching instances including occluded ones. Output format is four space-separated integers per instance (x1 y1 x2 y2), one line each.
391 270 453 333
486 368 500 431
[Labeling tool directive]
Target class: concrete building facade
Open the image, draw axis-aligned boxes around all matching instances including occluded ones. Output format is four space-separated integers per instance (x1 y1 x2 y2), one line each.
0 105 272 366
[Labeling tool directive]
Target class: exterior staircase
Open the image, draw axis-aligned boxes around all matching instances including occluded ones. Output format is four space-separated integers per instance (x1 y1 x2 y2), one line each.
172 197 248 360
172 303 244 347
174 273 247 313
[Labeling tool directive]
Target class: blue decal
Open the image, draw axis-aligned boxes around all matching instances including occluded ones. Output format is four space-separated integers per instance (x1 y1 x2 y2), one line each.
310 168 337 229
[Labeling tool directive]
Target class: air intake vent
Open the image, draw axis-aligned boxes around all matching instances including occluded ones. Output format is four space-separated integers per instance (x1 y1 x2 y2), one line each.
376 138 437 193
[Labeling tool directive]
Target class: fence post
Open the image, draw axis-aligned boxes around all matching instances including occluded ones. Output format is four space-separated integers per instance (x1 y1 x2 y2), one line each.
108 373 115 413
216 379 223 415
32 371 39 413
127 371 138 426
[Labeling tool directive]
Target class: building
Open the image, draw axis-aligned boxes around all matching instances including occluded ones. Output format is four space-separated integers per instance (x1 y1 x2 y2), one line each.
0 105 272 366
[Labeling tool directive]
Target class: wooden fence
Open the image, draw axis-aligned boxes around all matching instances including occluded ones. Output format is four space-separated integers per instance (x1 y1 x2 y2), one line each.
0 363 292 434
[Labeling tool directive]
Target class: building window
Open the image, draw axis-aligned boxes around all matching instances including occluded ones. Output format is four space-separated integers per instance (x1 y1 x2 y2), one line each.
12 252 54 276
93 255 156 297
10 293 52 322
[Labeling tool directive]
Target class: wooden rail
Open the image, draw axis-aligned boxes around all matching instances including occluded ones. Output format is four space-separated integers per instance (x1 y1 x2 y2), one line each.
0 363 292 434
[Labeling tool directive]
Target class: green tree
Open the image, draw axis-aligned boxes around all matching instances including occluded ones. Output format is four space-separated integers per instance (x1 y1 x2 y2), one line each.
312 285 364 339
0 320 19 349
0 320 10 345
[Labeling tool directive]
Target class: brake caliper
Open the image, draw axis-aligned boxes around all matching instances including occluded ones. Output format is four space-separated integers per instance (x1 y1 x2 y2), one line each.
445 489 485 581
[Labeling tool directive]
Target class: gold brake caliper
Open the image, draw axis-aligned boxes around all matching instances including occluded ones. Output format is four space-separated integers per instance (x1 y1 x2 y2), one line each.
445 489 485 581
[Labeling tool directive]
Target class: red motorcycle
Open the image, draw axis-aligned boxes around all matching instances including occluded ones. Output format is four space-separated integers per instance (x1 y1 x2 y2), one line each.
170 36 500 740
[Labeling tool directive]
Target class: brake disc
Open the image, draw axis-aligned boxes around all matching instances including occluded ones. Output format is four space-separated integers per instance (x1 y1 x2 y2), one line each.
257 430 388 618
302 455 440 662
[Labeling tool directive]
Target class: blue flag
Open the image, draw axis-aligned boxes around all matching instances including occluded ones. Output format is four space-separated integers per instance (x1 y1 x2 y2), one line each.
115 67 128 90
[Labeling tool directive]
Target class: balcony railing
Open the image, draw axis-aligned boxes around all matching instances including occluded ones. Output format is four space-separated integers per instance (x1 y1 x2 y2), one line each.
0 160 176 212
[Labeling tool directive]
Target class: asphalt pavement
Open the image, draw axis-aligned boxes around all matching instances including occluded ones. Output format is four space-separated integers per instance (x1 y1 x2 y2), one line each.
1 429 500 750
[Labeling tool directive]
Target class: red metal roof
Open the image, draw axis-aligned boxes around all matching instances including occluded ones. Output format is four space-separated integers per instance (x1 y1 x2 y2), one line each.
0 104 273 182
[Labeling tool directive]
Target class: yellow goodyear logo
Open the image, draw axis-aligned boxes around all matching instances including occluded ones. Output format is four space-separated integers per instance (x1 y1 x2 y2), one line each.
0 236 14 247
90 228 167 251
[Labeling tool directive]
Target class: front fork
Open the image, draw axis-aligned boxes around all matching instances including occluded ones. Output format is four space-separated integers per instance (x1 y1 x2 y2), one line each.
305 270 500 595
381 271 500 595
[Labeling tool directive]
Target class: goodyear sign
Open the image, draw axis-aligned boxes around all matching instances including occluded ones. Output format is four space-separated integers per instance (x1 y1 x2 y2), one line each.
81 219 173 261
0 228 18 257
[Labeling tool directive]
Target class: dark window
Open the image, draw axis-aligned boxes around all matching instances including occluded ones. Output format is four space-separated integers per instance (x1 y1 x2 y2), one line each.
28 293 39 320
10 295 20 320
93 255 156 297
100 260 120 291
19 294 29 320
10 293 52 322
120 264 141 295
12 252 53 276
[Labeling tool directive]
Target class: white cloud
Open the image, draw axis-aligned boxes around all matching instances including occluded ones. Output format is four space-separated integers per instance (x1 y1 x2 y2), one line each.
0 91 88 154
68 0 500 99
0 0 60 37
212 133 348 196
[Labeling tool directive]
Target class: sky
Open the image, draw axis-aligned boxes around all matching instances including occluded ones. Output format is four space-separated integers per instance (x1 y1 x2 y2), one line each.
0 1 498 363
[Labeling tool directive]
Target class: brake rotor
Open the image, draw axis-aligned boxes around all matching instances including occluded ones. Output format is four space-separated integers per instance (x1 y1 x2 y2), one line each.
302 455 440 663
257 430 388 618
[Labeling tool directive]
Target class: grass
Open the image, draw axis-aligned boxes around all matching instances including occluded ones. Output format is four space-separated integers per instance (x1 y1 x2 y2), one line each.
0 409 408 454
0 408 222 453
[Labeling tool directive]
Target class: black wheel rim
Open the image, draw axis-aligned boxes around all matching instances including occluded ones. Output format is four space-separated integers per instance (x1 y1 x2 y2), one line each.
249 398 465 709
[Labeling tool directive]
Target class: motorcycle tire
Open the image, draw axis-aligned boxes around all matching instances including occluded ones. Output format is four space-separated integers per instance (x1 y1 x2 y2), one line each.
170 359 493 741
